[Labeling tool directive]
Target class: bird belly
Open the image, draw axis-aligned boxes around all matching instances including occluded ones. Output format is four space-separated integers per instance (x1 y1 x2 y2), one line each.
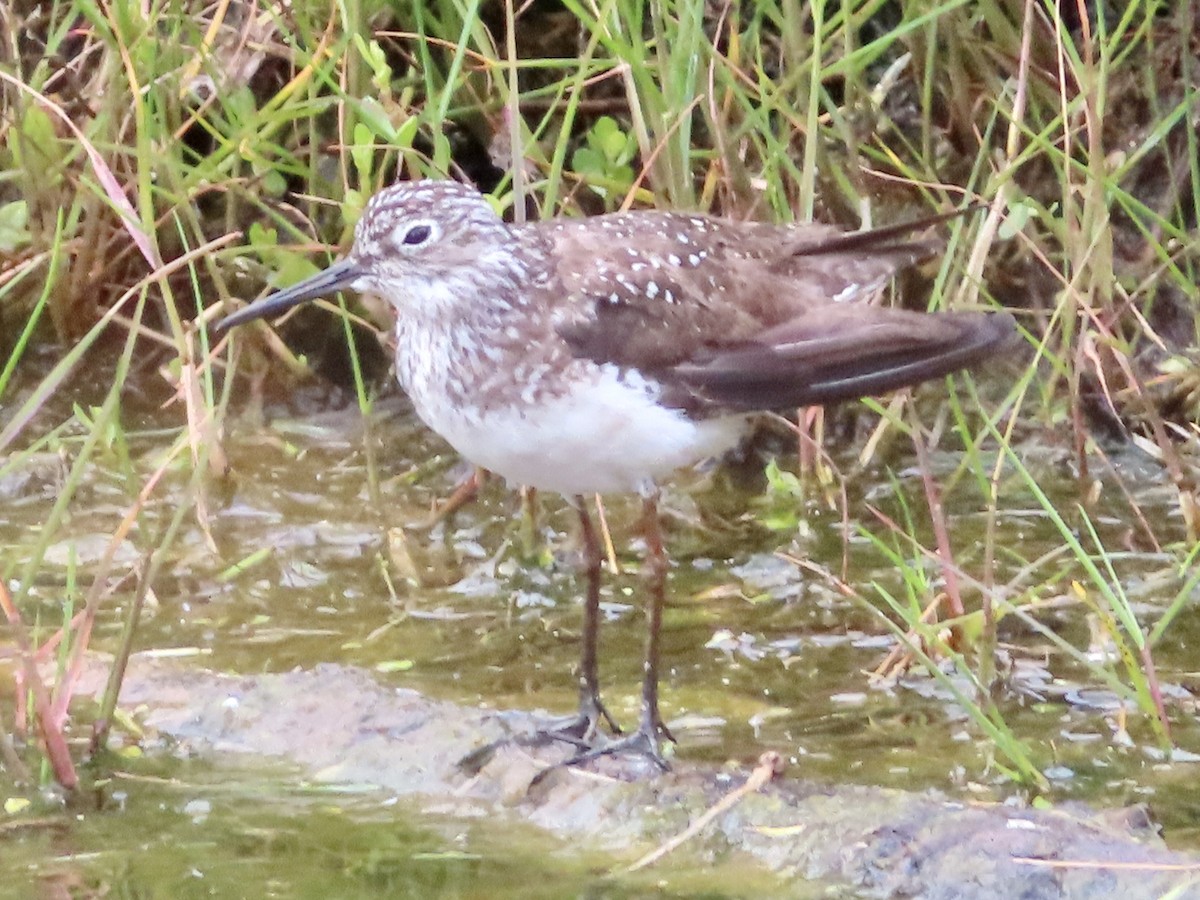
412 365 748 496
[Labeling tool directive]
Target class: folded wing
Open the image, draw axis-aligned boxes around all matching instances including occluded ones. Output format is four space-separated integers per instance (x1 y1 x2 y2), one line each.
669 305 1016 411
548 207 1014 414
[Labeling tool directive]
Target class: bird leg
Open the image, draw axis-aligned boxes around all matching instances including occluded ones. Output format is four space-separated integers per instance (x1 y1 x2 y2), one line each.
457 496 623 775
411 467 485 530
635 490 675 749
469 494 676 781
515 497 622 746
569 497 623 737
537 491 674 778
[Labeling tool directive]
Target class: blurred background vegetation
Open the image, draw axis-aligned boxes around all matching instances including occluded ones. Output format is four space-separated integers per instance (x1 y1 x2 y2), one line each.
3 1 1198 449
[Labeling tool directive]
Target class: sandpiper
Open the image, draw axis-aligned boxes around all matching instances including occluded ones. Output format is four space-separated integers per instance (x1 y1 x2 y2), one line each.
217 180 1015 768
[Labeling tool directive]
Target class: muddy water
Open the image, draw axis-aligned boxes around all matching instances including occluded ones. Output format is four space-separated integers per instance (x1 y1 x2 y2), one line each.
3 759 628 899
3 364 1200 895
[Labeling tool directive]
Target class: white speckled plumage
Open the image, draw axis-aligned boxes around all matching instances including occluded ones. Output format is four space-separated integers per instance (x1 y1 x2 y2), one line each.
220 179 1013 496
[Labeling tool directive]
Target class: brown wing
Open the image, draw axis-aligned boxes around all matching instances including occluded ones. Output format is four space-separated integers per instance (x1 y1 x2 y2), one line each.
540 208 1011 412
671 305 1016 411
542 212 789 370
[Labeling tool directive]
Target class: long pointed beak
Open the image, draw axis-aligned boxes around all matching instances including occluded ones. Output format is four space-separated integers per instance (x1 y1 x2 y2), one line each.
216 258 362 331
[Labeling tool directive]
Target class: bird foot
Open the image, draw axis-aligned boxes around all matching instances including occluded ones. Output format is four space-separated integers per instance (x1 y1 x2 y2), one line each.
572 693 623 741
529 717 673 786
523 704 622 749
456 703 622 776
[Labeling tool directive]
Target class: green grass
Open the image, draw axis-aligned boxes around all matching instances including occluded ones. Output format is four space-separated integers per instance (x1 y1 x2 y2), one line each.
0 0 1196 808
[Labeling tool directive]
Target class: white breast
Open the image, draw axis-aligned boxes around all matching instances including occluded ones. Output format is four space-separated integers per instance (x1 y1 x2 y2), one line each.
406 360 748 496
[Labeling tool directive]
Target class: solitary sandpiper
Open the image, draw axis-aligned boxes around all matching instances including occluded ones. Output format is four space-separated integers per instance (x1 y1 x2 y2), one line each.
217 180 1015 768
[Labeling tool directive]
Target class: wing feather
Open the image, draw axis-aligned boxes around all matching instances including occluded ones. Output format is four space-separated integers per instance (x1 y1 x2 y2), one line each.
670 307 1017 411
537 207 1012 412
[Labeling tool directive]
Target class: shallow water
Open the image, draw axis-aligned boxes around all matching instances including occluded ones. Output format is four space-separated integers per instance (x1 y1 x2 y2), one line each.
6 757 792 899
3 359 1200 893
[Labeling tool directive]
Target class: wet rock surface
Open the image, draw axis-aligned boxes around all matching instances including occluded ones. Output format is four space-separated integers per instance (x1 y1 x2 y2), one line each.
77 655 1200 899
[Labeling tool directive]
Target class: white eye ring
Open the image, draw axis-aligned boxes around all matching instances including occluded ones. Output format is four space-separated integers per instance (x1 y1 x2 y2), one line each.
395 219 438 249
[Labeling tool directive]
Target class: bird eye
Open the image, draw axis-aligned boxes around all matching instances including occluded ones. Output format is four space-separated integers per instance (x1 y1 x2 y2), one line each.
402 224 432 246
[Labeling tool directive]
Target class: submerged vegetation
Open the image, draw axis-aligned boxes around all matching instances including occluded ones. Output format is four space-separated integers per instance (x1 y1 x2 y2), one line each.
1 0 1198 877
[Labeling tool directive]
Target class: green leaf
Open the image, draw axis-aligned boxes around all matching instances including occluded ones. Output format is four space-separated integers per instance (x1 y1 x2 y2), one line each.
572 146 605 179
393 116 419 151
0 201 30 252
352 122 376 183
999 200 1033 240
357 97 397 143
353 36 393 93
375 659 414 673
763 459 803 498
272 252 321 289
246 222 279 249
261 170 287 197
225 85 256 122
593 116 631 163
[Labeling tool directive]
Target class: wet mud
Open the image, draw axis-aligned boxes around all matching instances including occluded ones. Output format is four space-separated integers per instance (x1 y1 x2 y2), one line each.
75 654 1200 899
